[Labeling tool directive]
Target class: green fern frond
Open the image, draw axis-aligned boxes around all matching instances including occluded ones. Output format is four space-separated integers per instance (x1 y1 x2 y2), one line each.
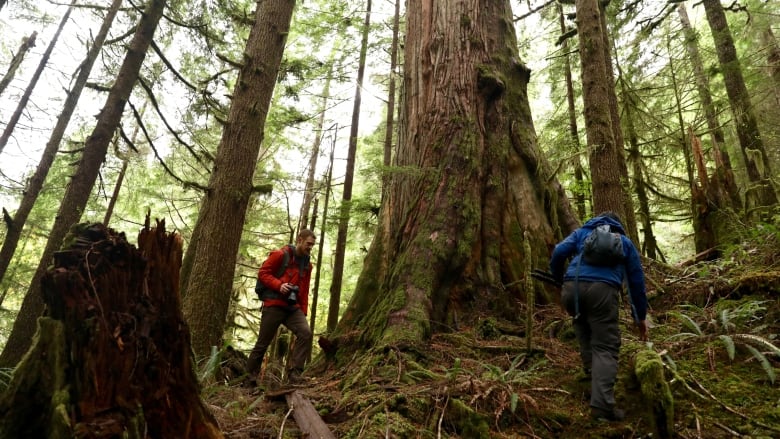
733 334 780 357
744 345 776 385
669 311 702 336
199 345 221 383
510 392 518 413
718 309 733 332
664 332 701 342
718 335 736 360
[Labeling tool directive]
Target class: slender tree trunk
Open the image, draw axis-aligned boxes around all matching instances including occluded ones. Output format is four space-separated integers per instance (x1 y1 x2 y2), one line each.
382 0 401 202
0 4 73 155
327 0 372 332
0 0 165 368
702 0 778 215
558 2 586 220
0 32 37 99
575 0 626 221
309 138 335 335
332 0 577 352
103 159 128 226
677 3 742 211
299 64 333 232
618 74 659 260
181 0 297 358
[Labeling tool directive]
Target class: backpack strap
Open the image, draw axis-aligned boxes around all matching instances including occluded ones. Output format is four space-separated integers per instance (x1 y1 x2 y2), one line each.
255 245 294 300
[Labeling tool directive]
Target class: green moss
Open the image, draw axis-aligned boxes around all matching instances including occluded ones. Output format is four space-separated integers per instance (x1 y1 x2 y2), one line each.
634 349 674 438
447 398 490 437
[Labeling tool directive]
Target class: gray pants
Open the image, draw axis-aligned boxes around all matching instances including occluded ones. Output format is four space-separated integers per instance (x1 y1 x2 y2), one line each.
246 306 312 375
562 280 621 411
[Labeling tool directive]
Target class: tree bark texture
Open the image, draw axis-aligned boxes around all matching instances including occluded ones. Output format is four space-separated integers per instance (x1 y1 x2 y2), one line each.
181 0 296 358
0 0 166 368
702 0 778 213
0 221 222 438
333 0 577 351
597 4 639 242
575 0 626 223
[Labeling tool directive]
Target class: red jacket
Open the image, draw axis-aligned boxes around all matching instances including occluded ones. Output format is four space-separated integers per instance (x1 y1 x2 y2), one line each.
257 245 312 315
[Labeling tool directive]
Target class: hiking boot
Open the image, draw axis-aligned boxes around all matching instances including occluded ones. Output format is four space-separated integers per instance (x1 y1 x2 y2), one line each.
591 406 625 422
287 369 305 385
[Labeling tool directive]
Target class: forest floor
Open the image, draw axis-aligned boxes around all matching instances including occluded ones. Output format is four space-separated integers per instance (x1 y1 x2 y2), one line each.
204 233 780 438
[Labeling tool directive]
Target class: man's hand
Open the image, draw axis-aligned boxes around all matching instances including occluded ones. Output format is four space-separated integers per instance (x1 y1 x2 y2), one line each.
636 319 649 341
280 283 293 294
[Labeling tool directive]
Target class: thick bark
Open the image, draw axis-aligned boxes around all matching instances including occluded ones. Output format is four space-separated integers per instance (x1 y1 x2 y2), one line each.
677 4 742 211
702 0 777 214
559 2 587 221
327 0 372 332
181 0 297 358
0 4 72 155
0 32 36 99
0 221 222 438
597 4 639 242
575 0 625 220
0 0 165 368
332 0 576 352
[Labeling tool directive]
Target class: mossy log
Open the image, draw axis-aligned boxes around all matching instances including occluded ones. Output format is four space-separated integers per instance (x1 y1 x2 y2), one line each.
0 220 222 438
634 349 674 439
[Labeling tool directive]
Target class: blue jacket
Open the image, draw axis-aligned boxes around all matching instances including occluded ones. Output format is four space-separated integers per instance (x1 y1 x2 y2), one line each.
549 215 648 320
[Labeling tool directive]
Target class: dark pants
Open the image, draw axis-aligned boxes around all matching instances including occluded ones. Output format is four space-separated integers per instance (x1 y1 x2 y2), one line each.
246 306 312 375
561 280 621 411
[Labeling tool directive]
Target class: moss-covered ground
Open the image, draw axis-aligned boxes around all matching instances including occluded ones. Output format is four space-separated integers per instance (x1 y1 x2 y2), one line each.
205 235 780 438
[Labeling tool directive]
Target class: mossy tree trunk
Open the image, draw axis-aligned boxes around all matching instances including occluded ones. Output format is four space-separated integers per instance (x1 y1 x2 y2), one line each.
0 221 222 438
330 0 577 354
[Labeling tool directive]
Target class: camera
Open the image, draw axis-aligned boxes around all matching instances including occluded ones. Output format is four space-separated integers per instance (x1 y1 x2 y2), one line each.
287 285 299 304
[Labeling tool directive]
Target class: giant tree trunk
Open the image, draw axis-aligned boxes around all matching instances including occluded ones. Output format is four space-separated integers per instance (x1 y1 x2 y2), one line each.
181 0 297 358
0 221 222 438
702 0 778 215
0 0 166 368
575 0 629 225
331 0 577 352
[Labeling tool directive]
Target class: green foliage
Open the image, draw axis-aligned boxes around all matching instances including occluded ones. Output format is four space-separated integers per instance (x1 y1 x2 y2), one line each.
665 299 779 384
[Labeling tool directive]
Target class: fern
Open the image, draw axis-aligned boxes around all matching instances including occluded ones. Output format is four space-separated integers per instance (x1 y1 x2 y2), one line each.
744 344 776 385
669 311 703 336
732 334 780 357
718 335 736 360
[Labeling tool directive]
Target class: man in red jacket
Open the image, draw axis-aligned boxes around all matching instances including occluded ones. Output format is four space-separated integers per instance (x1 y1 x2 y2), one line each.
246 229 315 384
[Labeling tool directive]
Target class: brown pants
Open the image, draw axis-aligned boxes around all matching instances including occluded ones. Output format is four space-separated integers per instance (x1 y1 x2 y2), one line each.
246 306 312 375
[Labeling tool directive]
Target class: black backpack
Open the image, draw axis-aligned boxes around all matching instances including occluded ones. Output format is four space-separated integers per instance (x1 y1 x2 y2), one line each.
255 245 293 300
581 224 624 266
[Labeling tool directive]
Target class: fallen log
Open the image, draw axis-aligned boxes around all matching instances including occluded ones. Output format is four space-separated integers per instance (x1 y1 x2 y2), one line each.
285 390 336 439
0 220 222 438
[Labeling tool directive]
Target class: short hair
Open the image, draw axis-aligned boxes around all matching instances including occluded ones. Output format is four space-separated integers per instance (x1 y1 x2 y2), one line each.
297 229 315 241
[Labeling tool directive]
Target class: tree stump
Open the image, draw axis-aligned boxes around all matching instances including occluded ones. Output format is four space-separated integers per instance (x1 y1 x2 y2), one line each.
0 220 223 438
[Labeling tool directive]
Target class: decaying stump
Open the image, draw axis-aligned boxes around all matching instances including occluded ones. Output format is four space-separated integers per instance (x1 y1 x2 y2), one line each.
0 220 223 438
634 349 674 439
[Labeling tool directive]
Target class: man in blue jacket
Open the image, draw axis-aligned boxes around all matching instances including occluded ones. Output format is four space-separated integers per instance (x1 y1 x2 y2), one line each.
550 212 649 422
